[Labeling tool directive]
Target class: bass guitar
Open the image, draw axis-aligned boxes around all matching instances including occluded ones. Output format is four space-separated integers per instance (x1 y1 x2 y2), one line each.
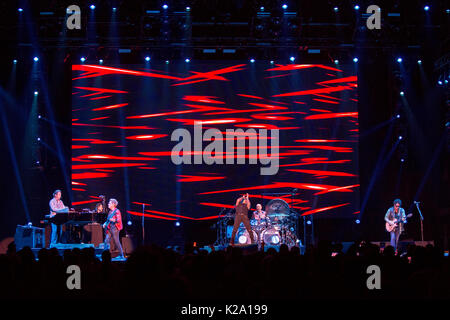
385 213 412 232
103 209 118 231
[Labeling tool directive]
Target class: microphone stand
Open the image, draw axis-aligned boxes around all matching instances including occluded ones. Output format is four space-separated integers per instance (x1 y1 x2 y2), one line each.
415 202 424 242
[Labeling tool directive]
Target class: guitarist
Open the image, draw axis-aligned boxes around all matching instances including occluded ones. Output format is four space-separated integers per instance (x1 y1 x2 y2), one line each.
102 198 124 259
384 199 407 252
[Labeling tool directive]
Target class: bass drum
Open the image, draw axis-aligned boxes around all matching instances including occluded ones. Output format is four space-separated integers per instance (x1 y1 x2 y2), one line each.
235 228 258 245
261 227 281 245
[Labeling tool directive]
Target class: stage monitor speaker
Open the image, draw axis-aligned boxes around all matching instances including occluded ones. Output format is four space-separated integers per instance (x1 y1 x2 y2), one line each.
14 225 45 249
121 235 135 256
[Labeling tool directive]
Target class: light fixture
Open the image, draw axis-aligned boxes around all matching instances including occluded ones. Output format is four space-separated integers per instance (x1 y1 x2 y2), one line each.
353 57 358 63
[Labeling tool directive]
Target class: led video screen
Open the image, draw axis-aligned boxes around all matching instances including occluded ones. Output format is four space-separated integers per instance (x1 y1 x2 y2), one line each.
72 62 359 222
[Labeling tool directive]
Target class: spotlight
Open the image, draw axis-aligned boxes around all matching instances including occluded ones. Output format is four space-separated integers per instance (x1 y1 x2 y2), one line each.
282 4 288 10
334 59 339 64
306 220 312 225
424 6 429 11
38 115 41 119
334 7 339 12
99 59 103 64
162 4 168 10
270 60 274 64
80 57 85 62
355 219 360 224
34 91 39 96
401 158 405 162
13 59 17 64
34 57 39 62
260 7 264 11
353 57 358 63
185 58 190 63
398 136 403 140
417 60 422 64
396 114 401 119
112 7 117 12
438 80 443 85
37 137 41 141
400 91 405 96
18 8 23 12
289 56 295 62
186 6 190 12
445 80 449 84
354 5 360 10
250 58 255 63
36 161 40 165
90 4 95 10
447 9 450 14
397 57 402 63
175 221 180 227
127 220 132 226
165 60 169 64
145 56 150 62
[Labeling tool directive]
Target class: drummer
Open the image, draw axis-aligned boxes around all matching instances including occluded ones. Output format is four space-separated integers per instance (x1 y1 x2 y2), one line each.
253 204 267 220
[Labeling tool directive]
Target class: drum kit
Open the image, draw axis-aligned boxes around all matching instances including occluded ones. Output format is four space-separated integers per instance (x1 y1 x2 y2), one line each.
215 198 300 248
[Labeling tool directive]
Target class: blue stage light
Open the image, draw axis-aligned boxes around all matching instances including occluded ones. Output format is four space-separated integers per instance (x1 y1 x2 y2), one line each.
355 219 360 224
334 59 339 64
397 57 402 63
13 59 17 64
354 5 360 10
165 60 169 64
90 4 95 10
34 57 39 62
175 221 180 227
37 137 41 141
401 158 405 162
306 220 312 225
398 136 403 140
424 6 429 11
127 221 132 226
396 114 400 119
145 56 150 62
289 56 295 62
438 80 443 85
282 4 288 10
38 115 42 119
34 91 39 96
162 4 168 10
260 7 264 11
353 57 358 63
185 58 190 63
400 91 404 96
99 59 103 64
334 7 339 12
417 60 422 64
186 6 190 12
446 9 450 14
80 57 85 62
270 60 274 64
18 8 23 12
112 7 117 12
250 58 255 63
445 80 449 84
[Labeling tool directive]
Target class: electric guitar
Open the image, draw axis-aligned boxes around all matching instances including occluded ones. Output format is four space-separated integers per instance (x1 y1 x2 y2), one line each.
385 213 412 232
103 209 117 230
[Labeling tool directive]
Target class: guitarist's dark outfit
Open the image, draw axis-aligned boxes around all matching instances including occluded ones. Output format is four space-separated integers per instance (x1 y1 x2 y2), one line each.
103 208 124 258
385 207 406 251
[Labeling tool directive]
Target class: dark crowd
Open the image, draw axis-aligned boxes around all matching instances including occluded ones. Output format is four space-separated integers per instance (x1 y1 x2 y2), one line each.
0 241 448 300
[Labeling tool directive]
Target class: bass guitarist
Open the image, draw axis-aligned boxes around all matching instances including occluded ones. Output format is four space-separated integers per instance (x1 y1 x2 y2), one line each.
102 198 125 260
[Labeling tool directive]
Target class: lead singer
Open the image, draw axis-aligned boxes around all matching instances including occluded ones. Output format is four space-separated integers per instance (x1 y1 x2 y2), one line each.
230 193 255 246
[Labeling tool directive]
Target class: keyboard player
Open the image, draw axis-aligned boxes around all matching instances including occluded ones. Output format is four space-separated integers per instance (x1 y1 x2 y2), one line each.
49 189 68 245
